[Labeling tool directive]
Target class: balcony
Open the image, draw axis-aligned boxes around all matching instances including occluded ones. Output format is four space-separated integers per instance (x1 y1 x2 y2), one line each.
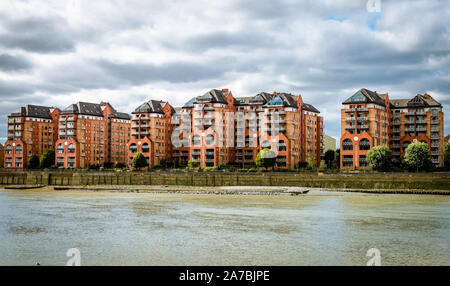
346 118 355 123
392 151 400 156
432 159 439 164
345 108 356 113
205 159 215 163
431 151 439 156
416 111 426 116
405 121 415 125
357 107 368 112
405 111 415 116
357 117 368 122
431 143 439 148
392 136 401 140
393 121 400 126
345 125 355 130
431 127 439 132
358 125 369 130
431 119 439 125
393 128 400 133
416 127 426 132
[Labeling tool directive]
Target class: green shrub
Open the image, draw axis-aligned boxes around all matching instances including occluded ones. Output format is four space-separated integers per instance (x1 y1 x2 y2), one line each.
256 149 276 170
132 152 148 169
27 154 40 169
187 160 200 168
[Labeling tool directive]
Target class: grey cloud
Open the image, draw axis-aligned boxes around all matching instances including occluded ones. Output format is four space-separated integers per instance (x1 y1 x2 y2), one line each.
0 53 32 71
97 60 229 84
0 15 76 53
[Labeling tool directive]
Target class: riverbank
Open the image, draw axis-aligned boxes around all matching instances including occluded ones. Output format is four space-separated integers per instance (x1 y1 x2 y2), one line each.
1 171 450 189
2 184 450 196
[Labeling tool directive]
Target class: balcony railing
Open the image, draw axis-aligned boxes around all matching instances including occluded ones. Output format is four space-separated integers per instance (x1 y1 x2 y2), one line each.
431 120 439 125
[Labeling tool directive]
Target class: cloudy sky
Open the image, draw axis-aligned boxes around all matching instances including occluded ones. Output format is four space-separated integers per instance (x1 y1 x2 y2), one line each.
0 0 449 144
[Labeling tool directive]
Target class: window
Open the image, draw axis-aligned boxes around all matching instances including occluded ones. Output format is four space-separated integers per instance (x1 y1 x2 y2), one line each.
342 139 353 151
15 145 22 154
192 135 201 146
261 140 271 149
129 143 137 153
205 135 215 145
57 144 64 154
6 145 12 154
142 143 150 153
68 144 75 153
359 139 370 151
277 140 287 151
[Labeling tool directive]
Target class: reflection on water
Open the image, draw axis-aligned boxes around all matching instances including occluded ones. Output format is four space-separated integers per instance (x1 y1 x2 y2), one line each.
0 189 449 266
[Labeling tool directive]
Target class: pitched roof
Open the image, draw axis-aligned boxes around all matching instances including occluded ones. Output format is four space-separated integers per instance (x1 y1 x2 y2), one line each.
195 89 227 104
9 104 56 119
234 92 275 106
390 93 442 108
61 102 130 119
61 102 103 116
133 100 164 114
182 97 196 108
303 103 320 113
343 88 386 106
267 93 298 108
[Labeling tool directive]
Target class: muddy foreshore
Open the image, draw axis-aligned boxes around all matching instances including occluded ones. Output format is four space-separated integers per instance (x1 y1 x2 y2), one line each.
2 185 450 196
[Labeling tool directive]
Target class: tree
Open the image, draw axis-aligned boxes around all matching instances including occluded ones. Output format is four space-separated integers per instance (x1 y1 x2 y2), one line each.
324 150 335 169
403 142 433 172
444 143 450 169
307 155 317 169
27 155 40 169
366 146 392 172
256 148 276 170
40 149 55 169
132 152 148 169
334 149 341 169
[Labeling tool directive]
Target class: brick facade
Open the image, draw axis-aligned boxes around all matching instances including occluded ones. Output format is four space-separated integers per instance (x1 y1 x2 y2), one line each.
340 89 445 169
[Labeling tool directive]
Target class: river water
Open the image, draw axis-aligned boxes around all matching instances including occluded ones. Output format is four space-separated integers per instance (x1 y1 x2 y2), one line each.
0 189 448 266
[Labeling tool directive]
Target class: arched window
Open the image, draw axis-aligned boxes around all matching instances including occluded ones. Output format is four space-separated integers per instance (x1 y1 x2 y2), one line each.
192 135 201 146
57 144 64 154
205 134 214 145
277 140 287 151
5 145 12 154
261 140 271 149
342 139 353 151
15 144 22 154
129 143 137 153
359 139 370 151
142 143 150 153
68 144 75 153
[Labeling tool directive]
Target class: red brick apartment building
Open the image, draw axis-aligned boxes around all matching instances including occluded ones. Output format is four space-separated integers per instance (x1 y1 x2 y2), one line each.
55 102 130 168
4 105 60 169
4 90 323 170
169 89 323 169
127 100 175 168
340 88 445 169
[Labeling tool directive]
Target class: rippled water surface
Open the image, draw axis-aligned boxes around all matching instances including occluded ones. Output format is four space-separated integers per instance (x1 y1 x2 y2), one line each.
0 189 449 265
